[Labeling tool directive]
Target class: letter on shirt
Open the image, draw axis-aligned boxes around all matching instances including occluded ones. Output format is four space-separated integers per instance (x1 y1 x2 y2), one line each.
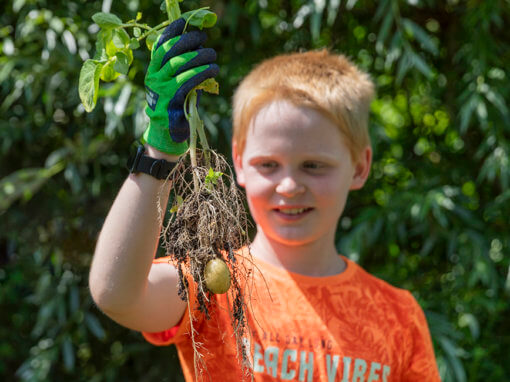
342 357 352 382
382 365 391 382
299 351 314 382
352 358 367 382
253 342 264 373
264 346 279 377
367 362 381 382
281 349 297 380
326 354 340 382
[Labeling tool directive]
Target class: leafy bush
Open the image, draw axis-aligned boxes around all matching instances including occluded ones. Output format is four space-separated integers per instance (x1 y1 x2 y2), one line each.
1 0 508 380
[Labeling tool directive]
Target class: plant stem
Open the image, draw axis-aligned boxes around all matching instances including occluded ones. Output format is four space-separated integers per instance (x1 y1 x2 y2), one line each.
197 119 211 167
122 22 152 30
166 0 212 186
189 91 200 192
136 20 171 41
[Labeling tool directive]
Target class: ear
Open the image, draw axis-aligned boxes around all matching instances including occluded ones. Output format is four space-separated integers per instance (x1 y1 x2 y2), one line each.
350 146 372 190
232 141 246 187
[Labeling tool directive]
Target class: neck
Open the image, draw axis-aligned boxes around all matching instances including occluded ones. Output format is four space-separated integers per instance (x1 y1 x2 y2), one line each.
250 229 346 277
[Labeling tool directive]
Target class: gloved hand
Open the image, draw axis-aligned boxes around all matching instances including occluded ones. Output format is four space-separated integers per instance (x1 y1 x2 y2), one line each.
142 18 219 155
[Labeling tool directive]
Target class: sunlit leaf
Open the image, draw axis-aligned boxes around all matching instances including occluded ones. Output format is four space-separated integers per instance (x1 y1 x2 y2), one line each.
79 59 103 112
182 9 217 30
195 78 219 95
92 12 123 29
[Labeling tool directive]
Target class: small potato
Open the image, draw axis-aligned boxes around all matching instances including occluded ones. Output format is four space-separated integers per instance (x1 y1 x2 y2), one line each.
204 258 231 294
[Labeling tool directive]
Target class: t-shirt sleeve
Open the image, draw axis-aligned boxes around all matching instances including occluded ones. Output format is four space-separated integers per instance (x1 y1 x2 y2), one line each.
402 291 441 381
141 257 198 347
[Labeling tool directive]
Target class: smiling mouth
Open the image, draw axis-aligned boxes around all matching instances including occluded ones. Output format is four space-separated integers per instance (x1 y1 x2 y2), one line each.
274 207 314 215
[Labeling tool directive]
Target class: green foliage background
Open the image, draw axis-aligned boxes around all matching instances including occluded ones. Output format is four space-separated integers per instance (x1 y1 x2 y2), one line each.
1 0 509 380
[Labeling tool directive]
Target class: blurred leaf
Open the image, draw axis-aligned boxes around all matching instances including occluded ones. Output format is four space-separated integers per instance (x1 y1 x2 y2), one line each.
0 163 65 213
459 94 479 134
377 10 393 46
79 59 103 112
129 37 140 49
409 49 434 79
85 313 106 340
112 28 130 49
438 336 467 382
145 31 158 51
100 59 120 82
327 0 341 26
402 18 438 55
92 12 123 29
114 51 129 75
62 336 75 371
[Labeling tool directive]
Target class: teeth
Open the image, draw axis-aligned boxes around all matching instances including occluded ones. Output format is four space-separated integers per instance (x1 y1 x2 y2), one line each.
279 208 307 215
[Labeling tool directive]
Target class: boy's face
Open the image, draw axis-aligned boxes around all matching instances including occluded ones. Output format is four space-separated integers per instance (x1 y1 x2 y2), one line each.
233 100 371 248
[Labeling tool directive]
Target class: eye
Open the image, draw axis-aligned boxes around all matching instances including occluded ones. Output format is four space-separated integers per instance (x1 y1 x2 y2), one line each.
303 161 323 170
255 161 278 172
260 161 278 169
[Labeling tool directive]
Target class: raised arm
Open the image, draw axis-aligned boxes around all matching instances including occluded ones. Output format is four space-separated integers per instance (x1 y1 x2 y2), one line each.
89 146 186 332
88 18 219 333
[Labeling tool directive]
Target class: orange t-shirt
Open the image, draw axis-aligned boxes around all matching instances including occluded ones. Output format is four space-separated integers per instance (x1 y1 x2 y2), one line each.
143 250 440 382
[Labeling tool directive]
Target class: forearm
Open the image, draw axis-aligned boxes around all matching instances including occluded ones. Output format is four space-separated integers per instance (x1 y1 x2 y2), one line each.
89 146 178 313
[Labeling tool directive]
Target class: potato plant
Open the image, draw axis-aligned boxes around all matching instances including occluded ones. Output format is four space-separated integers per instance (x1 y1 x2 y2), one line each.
78 0 253 376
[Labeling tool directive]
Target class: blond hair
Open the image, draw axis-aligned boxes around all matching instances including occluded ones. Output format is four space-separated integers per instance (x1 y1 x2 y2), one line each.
232 49 375 162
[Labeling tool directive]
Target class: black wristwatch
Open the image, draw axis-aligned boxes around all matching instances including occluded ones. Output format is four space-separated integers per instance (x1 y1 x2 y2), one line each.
127 145 177 180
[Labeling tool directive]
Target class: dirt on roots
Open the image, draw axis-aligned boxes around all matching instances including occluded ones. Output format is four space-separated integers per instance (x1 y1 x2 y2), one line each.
157 149 255 378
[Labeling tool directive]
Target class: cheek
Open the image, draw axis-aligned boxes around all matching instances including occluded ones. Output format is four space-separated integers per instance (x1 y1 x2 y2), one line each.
313 176 350 206
242 171 269 205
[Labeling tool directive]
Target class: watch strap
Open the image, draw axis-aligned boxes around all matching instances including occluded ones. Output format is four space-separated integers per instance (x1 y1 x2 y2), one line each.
129 145 177 180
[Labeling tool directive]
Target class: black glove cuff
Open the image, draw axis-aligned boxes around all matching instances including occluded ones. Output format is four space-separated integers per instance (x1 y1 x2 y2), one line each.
128 145 177 180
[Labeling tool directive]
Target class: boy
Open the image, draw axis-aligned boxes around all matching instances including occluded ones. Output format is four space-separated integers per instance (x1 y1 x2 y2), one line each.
89 19 440 381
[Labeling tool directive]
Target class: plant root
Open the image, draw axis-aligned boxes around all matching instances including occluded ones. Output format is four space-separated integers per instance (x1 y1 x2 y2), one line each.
158 148 254 379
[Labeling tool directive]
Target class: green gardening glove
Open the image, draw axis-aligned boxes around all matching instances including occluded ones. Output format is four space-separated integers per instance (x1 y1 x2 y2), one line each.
142 18 219 155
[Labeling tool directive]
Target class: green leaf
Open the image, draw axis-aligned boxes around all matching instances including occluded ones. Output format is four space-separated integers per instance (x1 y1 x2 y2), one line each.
95 29 118 58
121 47 134 65
459 94 479 134
84 313 106 340
79 59 103 111
0 163 65 213
129 37 140 49
92 12 123 29
100 59 119 82
408 49 434 78
196 78 219 94
93 29 110 60
327 0 341 26
377 10 393 46
146 31 159 51
182 9 218 30
205 167 223 187
112 29 130 48
402 18 438 55
396 51 412 84
114 51 129 75
170 195 184 213
62 336 75 371
133 27 141 38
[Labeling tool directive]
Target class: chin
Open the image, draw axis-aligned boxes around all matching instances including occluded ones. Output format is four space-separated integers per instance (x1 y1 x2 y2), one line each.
267 229 324 247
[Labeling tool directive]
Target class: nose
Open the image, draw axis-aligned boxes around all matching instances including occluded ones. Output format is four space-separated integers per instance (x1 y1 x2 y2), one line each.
275 175 305 196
